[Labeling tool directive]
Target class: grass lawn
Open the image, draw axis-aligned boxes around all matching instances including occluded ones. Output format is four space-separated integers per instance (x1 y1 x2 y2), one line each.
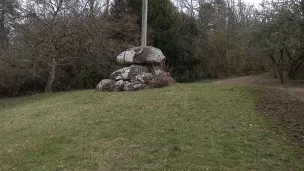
0 83 303 170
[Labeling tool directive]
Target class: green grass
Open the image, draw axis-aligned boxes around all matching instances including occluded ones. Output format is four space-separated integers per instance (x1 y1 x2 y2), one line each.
0 83 303 170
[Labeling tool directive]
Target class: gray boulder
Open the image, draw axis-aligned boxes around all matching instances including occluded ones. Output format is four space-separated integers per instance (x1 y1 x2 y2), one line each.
96 46 175 92
152 66 167 76
111 67 130 81
114 80 125 91
111 65 149 82
116 46 165 64
96 79 115 92
123 81 146 91
135 72 154 83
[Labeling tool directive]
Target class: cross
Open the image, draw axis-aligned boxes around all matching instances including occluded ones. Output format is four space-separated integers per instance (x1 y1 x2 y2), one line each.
141 0 148 47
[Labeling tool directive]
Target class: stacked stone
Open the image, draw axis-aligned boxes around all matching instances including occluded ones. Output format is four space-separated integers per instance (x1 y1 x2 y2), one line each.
96 46 174 92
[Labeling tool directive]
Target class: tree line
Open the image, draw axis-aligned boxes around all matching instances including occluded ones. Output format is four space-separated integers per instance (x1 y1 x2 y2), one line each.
0 0 303 97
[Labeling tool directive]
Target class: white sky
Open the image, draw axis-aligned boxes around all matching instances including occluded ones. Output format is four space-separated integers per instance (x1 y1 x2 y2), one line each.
244 0 263 7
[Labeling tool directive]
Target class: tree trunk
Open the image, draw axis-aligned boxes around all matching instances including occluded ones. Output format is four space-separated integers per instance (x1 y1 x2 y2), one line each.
288 57 304 80
274 62 284 84
0 18 5 50
0 1 7 50
278 68 284 84
105 0 110 17
269 53 284 84
45 58 57 92
271 60 278 78
89 0 95 19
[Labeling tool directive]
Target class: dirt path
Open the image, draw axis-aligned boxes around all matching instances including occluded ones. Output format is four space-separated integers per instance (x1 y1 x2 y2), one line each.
216 73 304 154
214 73 304 102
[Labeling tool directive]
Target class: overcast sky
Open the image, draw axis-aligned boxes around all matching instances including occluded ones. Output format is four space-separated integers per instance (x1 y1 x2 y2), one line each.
244 0 263 7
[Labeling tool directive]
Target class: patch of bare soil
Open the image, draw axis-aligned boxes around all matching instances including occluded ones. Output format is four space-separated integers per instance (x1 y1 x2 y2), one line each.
215 73 304 102
256 88 304 156
215 74 282 86
216 74 304 156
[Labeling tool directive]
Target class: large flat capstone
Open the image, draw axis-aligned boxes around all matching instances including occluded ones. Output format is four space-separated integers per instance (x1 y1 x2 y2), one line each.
116 46 165 65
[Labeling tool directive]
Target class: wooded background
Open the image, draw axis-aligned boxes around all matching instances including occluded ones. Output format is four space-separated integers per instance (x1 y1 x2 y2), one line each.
0 0 303 97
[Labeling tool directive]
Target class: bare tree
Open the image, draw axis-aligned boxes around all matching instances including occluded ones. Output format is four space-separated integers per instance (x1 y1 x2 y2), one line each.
0 0 19 50
21 0 81 92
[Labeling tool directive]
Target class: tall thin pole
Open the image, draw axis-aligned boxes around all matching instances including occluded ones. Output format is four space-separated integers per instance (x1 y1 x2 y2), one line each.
141 0 148 46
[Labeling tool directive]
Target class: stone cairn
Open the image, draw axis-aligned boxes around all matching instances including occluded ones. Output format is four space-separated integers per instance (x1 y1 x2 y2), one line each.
96 46 175 92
